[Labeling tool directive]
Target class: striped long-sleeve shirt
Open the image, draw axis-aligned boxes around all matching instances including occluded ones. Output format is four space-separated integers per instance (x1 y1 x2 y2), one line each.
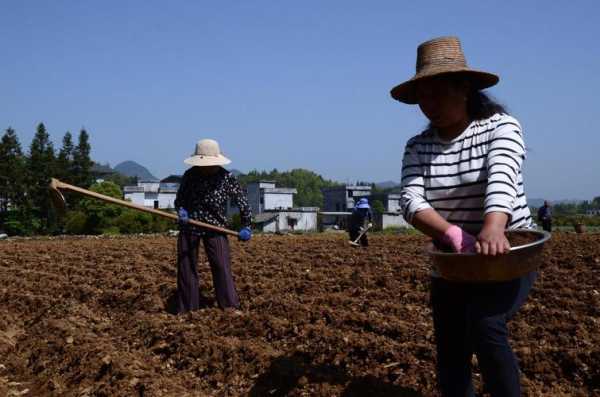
400 113 533 235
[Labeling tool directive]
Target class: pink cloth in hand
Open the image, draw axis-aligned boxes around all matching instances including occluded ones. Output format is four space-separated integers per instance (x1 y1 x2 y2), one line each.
441 225 477 253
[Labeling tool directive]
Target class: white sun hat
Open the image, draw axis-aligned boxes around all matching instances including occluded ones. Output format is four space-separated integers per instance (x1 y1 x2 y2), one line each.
184 139 232 167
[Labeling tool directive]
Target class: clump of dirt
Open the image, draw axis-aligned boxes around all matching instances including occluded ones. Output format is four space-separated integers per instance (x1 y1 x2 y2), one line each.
0 232 599 396
506 230 542 247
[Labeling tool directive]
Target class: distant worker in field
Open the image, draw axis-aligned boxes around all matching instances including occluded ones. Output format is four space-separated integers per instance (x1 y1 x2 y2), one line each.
348 198 373 247
394 37 535 396
175 139 252 314
537 200 552 232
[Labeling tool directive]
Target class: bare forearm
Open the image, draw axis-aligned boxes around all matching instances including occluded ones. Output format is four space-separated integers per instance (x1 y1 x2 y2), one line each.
411 208 453 240
482 212 509 230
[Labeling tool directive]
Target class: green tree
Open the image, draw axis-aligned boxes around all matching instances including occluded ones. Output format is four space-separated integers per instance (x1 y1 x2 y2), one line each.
53 131 79 227
28 123 57 233
64 210 88 234
0 128 32 235
239 168 339 208
113 210 154 234
371 200 385 214
56 131 75 183
80 181 124 234
73 128 94 188
102 170 137 189
0 128 27 212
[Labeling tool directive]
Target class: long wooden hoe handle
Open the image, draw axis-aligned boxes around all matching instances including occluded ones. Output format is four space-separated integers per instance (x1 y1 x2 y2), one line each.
353 225 371 243
50 178 239 237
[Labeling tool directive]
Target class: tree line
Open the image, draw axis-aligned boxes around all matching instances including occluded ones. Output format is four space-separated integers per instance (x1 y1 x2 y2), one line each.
0 123 94 235
0 127 348 236
7 123 596 236
0 124 170 236
238 168 340 208
541 199 600 227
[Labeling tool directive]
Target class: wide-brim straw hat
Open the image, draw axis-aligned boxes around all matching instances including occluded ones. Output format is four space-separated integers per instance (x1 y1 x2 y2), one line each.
390 36 499 104
184 139 231 167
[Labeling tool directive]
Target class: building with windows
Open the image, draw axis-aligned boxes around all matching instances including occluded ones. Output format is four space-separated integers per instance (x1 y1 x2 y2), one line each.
228 181 318 233
123 176 179 210
321 185 372 212
246 181 297 214
321 185 410 230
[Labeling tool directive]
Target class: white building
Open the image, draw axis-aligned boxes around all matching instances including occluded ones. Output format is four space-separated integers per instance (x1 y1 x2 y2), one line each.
235 181 319 233
375 212 411 229
123 178 177 210
123 185 145 206
246 181 297 214
384 193 402 213
321 185 372 212
321 186 410 231
254 208 319 233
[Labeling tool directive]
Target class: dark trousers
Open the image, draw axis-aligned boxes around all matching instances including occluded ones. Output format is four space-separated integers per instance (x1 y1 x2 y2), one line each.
349 228 369 246
542 218 552 232
431 272 536 397
176 231 240 313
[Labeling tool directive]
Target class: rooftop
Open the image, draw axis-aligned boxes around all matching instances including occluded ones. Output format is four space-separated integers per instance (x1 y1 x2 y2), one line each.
124 186 144 193
322 185 372 192
263 187 298 194
253 213 278 224
161 175 182 183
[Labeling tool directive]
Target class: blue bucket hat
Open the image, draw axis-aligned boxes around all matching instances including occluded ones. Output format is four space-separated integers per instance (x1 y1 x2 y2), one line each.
356 198 370 209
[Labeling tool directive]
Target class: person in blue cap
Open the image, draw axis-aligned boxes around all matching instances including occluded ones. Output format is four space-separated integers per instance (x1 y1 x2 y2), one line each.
349 198 373 247
174 139 252 314
537 200 552 232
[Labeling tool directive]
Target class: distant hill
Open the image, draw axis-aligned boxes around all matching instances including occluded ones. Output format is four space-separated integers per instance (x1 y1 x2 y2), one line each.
554 199 586 204
114 161 157 181
528 198 545 208
228 168 244 177
375 180 399 190
528 198 587 208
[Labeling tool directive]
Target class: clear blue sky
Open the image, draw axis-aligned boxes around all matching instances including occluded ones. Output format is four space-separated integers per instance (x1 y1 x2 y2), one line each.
2 1 599 200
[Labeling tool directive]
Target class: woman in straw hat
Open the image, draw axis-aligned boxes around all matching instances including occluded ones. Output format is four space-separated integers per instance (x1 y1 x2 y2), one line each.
394 37 535 396
174 139 252 314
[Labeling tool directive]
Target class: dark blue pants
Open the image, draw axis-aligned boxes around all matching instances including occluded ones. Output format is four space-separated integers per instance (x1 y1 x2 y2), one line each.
430 272 536 397
349 228 369 246
176 231 240 313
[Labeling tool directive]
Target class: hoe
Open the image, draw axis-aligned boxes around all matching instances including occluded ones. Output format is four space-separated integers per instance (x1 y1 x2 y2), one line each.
349 224 371 247
48 178 238 237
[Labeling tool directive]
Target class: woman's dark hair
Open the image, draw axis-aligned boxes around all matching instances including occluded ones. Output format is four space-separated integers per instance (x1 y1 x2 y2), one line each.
443 73 509 120
466 89 508 120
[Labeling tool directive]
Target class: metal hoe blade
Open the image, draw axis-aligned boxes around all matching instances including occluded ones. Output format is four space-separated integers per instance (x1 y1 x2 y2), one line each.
48 178 67 217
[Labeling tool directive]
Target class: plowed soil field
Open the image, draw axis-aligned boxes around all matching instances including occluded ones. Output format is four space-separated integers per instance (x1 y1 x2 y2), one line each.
1 233 599 396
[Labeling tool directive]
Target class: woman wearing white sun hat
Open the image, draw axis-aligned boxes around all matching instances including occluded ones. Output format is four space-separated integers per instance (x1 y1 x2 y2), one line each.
174 139 252 314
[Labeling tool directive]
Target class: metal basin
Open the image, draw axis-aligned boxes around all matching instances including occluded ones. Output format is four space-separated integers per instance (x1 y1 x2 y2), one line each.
426 229 551 282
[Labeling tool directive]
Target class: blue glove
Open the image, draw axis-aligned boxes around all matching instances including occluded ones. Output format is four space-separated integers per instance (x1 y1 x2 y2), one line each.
238 227 252 241
178 208 189 224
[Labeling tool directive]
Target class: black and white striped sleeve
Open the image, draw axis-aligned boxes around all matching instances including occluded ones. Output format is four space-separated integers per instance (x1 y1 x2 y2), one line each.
400 142 431 223
484 118 526 218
